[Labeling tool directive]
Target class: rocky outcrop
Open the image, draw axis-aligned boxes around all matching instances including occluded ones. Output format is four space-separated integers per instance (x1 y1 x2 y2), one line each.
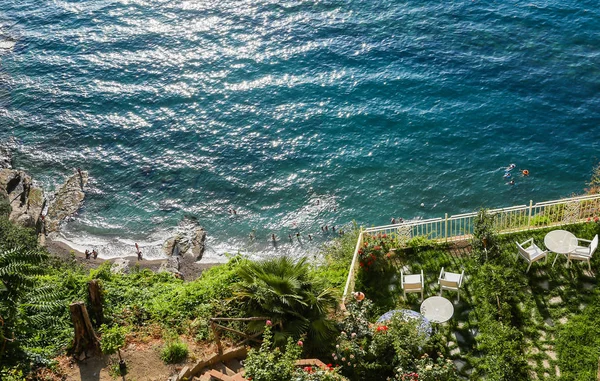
45 171 88 233
162 220 206 261
190 227 207 261
110 258 131 275
158 256 183 278
0 169 45 229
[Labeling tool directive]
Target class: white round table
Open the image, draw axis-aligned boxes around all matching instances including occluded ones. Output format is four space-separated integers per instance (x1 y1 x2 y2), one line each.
544 230 577 266
420 296 454 323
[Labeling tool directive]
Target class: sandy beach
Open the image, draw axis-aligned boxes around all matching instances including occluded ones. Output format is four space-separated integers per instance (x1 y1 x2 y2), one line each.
45 238 218 281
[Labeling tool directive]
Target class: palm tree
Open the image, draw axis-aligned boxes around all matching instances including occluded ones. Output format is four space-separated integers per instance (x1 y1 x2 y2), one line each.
232 256 338 349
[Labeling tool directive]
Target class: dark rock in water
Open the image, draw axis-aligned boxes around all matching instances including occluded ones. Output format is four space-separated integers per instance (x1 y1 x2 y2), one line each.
45 171 88 233
0 145 11 169
111 258 131 274
190 227 207 261
163 224 207 261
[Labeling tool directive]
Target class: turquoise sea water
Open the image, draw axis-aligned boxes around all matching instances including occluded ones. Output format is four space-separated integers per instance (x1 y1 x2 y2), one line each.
1 0 599 260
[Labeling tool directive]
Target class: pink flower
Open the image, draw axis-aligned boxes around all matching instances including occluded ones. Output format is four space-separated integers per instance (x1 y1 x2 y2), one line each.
297 340 303 347
266 320 272 326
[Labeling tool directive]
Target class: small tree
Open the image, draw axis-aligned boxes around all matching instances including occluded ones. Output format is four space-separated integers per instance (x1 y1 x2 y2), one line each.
100 324 127 368
472 209 499 264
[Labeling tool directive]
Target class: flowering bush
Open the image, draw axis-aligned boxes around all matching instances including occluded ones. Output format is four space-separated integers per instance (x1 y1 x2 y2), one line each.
340 297 373 339
291 364 348 381
358 233 397 272
391 355 457 381
245 325 349 381
414 354 457 381
333 300 454 381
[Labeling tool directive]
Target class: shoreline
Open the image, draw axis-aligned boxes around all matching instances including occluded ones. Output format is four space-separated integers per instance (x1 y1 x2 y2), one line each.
45 237 219 281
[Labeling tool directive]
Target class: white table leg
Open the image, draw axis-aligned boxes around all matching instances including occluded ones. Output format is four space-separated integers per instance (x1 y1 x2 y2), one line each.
552 253 561 267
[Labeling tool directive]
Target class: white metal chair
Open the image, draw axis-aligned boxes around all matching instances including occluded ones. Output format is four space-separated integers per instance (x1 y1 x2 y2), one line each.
401 270 424 301
567 234 598 271
516 238 548 273
438 267 464 302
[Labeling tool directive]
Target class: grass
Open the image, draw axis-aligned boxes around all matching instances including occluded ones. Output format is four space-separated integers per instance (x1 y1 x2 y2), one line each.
356 222 600 380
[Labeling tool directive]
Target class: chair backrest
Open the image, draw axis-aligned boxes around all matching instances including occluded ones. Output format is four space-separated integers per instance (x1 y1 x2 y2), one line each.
440 278 458 288
404 282 422 290
590 235 598 256
516 242 532 261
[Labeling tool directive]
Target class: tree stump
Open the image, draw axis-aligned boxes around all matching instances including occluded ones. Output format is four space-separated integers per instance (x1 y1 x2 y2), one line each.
88 280 104 327
69 301 100 358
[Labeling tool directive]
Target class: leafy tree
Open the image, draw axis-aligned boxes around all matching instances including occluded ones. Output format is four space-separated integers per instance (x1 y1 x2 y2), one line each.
472 209 499 263
232 256 338 351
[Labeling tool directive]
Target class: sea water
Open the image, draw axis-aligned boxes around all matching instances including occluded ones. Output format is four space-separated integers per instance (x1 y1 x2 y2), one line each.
1 0 599 260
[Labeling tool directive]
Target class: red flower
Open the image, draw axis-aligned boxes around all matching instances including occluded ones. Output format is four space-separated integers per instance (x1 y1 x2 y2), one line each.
297 340 303 347
595 216 599 222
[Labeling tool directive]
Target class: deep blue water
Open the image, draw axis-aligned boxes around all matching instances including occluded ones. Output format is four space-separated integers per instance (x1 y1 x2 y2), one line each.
1 0 599 260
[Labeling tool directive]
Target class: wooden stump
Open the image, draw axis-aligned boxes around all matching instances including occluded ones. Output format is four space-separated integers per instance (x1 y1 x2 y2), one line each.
69 301 100 358
88 280 104 327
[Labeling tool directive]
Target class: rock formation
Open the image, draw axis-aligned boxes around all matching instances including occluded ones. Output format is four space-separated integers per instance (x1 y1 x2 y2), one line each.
45 170 88 233
0 168 45 229
191 227 207 261
110 258 131 275
158 256 183 278
162 223 207 261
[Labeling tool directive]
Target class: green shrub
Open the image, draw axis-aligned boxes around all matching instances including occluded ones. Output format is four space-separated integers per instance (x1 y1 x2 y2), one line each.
100 324 127 361
160 339 188 364
0 199 11 218
556 300 600 380
529 215 551 227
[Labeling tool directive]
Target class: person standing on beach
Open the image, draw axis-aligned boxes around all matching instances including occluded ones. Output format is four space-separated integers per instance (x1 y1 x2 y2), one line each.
92 249 98 259
85 250 91 259
135 243 143 261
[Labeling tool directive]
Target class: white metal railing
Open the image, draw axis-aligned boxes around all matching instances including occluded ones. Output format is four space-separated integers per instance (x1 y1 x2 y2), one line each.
341 193 600 303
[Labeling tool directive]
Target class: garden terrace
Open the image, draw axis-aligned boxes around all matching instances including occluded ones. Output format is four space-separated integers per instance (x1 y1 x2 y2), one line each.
353 221 600 380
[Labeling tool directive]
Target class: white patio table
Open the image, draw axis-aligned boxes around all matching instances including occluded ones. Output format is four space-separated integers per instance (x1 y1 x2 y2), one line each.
420 296 454 323
544 230 577 267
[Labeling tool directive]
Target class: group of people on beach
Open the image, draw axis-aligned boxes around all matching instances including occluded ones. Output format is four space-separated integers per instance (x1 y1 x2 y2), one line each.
84 249 98 260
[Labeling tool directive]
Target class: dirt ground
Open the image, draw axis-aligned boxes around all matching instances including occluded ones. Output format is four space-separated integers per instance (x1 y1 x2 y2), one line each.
56 336 219 381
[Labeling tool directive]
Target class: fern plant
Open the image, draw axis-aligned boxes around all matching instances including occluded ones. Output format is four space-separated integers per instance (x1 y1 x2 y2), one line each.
0 247 60 359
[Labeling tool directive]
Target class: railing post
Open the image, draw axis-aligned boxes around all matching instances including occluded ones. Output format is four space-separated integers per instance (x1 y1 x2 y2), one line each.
527 200 533 230
444 213 448 242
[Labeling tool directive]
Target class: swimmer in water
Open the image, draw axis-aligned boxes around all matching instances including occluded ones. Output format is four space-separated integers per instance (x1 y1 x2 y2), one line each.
506 163 516 171
504 172 511 179
522 169 529 176
507 180 515 186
